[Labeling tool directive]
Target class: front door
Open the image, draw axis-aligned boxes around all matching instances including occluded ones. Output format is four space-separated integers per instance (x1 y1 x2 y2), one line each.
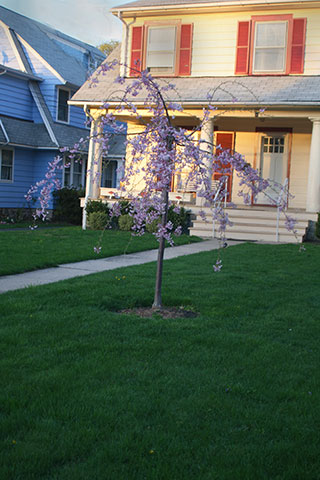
213 132 234 202
255 134 288 205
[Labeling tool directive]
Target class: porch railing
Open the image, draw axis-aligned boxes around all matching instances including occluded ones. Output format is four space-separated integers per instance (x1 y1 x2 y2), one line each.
212 177 228 239
276 177 289 242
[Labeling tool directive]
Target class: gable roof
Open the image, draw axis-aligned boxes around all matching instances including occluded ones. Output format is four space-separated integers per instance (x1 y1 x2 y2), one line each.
0 6 105 87
71 46 320 108
112 0 319 12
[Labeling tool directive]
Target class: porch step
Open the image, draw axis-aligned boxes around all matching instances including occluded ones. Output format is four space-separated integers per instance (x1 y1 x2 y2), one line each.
189 207 317 243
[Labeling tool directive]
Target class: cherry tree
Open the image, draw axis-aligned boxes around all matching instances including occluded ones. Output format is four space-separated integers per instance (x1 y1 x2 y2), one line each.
26 62 298 310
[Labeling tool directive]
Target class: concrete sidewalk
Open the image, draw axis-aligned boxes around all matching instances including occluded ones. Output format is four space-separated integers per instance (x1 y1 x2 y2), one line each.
0 239 241 294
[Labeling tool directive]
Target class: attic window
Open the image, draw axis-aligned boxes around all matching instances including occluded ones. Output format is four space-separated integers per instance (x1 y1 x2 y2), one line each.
57 87 70 123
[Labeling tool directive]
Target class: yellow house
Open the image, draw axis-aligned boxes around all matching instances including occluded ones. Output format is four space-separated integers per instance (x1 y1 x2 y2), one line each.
70 0 320 242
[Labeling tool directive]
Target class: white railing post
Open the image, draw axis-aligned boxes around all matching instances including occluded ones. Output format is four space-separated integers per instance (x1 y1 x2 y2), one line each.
212 176 228 238
276 178 289 242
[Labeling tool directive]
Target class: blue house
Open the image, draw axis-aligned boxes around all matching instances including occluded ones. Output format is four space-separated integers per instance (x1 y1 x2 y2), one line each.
0 6 124 218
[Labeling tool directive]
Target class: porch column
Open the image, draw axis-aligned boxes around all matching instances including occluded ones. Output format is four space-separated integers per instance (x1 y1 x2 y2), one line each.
306 117 320 213
82 117 103 230
196 117 214 206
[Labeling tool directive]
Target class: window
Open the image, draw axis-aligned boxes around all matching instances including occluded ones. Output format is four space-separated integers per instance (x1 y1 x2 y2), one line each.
101 159 118 188
0 148 13 181
63 156 87 188
57 88 70 123
235 16 306 75
146 26 177 74
130 23 193 77
253 22 287 73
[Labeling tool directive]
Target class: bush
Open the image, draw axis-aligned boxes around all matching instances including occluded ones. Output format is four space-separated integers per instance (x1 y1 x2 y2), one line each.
118 214 134 231
146 218 160 233
88 211 109 230
85 200 109 215
145 205 191 234
316 213 320 239
53 188 83 225
168 205 190 234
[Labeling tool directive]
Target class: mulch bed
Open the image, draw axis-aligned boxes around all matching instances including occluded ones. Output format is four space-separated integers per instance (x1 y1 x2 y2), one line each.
120 306 198 319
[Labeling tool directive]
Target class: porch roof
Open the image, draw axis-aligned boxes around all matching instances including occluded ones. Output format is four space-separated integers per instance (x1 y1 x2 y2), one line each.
71 47 320 109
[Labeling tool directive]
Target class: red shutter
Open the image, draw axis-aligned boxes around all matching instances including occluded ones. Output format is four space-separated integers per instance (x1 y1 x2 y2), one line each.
290 18 306 74
178 24 193 76
130 26 144 76
235 21 251 74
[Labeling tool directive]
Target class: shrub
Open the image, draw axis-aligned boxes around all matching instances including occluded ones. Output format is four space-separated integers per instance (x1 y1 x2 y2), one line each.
146 218 160 233
53 188 83 225
118 214 134 231
316 213 320 239
88 211 108 230
85 200 109 215
144 205 191 234
168 205 190 234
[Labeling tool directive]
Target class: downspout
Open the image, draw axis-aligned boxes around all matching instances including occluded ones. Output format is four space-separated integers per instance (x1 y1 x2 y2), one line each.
117 12 136 77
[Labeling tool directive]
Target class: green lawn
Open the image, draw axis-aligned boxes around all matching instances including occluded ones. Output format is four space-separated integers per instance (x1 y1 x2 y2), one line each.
0 243 319 480
0 226 201 276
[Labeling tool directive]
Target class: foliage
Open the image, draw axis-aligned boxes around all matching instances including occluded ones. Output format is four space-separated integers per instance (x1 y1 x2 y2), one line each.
145 206 190 234
88 211 108 230
316 213 320 238
1 244 320 479
53 187 83 225
97 40 120 57
85 200 109 215
118 214 134 231
168 205 190 234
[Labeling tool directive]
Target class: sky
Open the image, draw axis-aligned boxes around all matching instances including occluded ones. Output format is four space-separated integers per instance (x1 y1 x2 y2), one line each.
0 0 130 46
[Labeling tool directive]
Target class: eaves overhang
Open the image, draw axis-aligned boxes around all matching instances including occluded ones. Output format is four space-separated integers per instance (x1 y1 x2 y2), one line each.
69 99 320 108
0 64 43 82
111 0 320 17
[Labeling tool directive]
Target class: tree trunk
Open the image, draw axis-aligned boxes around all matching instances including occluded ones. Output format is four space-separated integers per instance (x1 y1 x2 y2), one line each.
152 189 169 309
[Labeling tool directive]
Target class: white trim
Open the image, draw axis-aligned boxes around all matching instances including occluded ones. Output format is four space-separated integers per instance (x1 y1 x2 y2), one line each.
0 20 26 72
0 119 10 143
111 0 320 14
56 86 71 124
17 34 66 84
29 82 59 146
0 147 14 183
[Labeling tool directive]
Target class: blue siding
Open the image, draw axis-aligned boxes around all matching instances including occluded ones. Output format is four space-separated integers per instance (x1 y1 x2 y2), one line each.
0 25 20 69
0 147 61 209
22 44 59 120
69 103 88 129
0 74 33 120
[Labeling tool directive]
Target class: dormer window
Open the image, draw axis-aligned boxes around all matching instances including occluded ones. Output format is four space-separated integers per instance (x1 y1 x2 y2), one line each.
57 87 70 123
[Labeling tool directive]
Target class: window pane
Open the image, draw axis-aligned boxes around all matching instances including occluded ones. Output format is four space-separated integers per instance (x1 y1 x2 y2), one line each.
57 89 69 122
102 160 117 188
146 26 176 71
1 149 13 180
254 48 285 71
255 22 287 47
64 166 70 186
148 27 176 51
147 51 175 68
